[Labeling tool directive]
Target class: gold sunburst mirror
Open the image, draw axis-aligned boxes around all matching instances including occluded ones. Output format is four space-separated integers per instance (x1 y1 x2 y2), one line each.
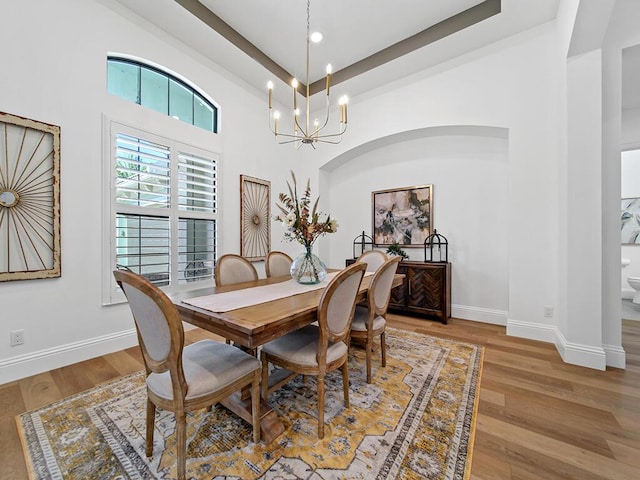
240 175 270 261
0 112 61 281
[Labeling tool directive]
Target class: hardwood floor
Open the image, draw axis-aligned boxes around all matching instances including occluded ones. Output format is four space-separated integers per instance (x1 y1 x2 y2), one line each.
1 317 639 479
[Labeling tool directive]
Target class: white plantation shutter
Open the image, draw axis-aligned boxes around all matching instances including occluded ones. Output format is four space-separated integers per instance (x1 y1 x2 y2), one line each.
109 122 218 296
116 214 170 285
177 152 217 284
178 217 216 284
178 152 217 212
115 134 171 209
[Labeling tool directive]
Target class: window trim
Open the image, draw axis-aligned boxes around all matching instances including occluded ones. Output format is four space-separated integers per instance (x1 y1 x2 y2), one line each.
102 116 222 305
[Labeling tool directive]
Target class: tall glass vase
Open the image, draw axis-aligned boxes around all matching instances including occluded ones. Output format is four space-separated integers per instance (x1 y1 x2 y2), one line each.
291 246 327 284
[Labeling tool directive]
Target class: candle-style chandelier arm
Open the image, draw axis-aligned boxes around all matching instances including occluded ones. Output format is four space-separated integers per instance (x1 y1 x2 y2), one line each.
316 125 347 141
293 111 307 137
268 89 347 145
268 113 346 145
311 95 332 135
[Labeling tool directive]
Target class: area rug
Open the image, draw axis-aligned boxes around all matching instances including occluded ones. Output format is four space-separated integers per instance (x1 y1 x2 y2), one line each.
17 328 483 480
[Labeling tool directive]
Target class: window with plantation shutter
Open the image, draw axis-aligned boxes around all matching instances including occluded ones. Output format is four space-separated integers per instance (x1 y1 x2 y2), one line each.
106 122 218 302
116 134 171 209
177 151 217 284
178 152 216 212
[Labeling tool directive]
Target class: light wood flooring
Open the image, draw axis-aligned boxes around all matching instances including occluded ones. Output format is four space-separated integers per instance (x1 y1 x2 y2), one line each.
1 316 639 479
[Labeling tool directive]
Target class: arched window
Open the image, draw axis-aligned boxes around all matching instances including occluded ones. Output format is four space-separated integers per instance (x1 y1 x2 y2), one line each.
107 56 218 133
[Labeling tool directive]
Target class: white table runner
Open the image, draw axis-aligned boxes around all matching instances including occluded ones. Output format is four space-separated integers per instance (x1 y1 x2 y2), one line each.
182 272 342 313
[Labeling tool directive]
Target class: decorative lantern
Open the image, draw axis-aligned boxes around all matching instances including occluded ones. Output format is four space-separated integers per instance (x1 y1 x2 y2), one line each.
352 230 374 259
424 229 448 262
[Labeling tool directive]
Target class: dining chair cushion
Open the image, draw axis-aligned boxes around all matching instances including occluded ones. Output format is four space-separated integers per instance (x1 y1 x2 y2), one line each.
215 254 259 287
147 340 261 401
120 281 172 362
266 251 293 278
218 263 257 285
351 305 386 332
261 325 348 367
356 250 388 273
326 270 365 334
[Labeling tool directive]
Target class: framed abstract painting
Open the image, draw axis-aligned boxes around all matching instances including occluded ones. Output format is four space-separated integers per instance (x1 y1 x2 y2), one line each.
372 184 433 247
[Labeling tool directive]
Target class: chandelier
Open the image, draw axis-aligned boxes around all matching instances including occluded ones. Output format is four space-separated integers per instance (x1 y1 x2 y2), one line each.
267 0 348 148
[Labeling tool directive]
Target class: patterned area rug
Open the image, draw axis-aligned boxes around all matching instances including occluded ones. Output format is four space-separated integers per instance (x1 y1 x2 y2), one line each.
17 328 483 479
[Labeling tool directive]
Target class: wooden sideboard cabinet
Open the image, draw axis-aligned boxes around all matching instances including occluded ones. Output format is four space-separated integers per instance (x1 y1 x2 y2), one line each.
346 259 451 324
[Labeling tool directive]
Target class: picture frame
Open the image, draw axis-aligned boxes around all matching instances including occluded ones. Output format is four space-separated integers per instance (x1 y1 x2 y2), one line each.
622 197 640 244
0 112 61 281
240 175 271 261
372 184 433 247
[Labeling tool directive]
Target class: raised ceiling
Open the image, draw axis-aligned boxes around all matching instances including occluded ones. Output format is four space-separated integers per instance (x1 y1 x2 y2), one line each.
188 0 499 94
112 0 561 103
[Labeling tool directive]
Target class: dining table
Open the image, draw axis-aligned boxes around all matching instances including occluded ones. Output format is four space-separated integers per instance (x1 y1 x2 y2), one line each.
170 269 403 443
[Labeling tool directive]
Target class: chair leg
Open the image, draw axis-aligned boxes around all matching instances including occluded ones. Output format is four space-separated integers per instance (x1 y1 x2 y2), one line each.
365 339 373 384
251 371 261 444
145 398 156 457
176 411 187 480
381 331 387 367
317 373 325 439
342 362 350 408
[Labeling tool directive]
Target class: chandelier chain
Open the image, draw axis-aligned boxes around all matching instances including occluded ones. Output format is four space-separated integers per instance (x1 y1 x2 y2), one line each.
307 0 310 40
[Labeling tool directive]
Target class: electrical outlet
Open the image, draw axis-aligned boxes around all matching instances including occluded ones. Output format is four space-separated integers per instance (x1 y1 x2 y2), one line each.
543 307 553 318
10 329 24 346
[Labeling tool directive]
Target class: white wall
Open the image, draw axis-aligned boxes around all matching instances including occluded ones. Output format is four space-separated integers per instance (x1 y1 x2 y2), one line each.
0 0 294 384
564 48 607 367
313 24 562 339
323 128 509 324
313 1 629 370
622 108 640 147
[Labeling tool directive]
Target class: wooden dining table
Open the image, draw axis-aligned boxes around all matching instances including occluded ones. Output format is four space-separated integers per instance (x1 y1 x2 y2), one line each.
170 270 403 443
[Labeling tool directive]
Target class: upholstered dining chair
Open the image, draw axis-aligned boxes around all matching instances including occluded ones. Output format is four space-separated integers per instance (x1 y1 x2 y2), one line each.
260 261 367 439
356 250 388 273
265 251 293 278
214 254 259 286
351 255 401 383
353 250 389 309
113 270 261 480
214 254 259 344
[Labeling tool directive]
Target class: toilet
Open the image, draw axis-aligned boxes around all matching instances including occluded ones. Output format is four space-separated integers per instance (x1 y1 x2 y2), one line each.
628 277 640 304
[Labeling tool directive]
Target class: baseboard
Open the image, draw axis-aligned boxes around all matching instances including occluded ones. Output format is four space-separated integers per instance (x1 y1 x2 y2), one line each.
554 329 607 371
0 312 621 384
507 319 609 370
506 318 558 343
603 343 626 369
452 304 507 326
0 329 139 385
622 287 634 300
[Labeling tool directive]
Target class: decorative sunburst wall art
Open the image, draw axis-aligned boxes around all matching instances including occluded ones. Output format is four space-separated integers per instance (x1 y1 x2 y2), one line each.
240 175 270 261
0 112 61 281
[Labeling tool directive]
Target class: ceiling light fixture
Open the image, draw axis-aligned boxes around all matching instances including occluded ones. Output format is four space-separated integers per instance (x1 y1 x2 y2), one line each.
310 31 323 43
267 0 347 148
